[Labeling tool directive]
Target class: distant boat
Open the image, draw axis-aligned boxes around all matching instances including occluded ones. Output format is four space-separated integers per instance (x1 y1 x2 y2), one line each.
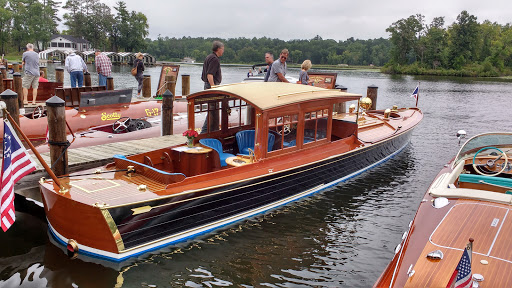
375 132 512 287
39 82 423 262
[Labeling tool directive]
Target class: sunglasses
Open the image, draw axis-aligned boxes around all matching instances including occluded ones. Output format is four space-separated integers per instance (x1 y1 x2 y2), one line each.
281 56 287 60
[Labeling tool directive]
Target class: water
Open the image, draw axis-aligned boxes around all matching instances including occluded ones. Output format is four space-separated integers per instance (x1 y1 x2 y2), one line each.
2 64 512 287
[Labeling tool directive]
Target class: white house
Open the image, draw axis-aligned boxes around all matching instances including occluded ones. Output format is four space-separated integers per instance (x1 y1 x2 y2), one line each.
45 34 92 51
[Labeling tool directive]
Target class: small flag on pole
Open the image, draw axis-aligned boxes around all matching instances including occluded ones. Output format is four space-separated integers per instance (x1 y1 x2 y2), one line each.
411 85 419 101
446 238 474 288
1 121 37 232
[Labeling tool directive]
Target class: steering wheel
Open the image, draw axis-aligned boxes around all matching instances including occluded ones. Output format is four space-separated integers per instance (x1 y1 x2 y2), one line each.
32 105 44 119
113 117 131 133
472 147 508 176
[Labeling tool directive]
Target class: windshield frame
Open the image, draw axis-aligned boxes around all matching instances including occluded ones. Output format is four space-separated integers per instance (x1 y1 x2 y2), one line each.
453 132 512 168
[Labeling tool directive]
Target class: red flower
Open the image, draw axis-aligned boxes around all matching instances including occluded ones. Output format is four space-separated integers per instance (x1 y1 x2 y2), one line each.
183 130 198 139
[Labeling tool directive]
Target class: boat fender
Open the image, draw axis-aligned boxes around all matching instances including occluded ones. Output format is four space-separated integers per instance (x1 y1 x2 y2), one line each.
67 239 79 259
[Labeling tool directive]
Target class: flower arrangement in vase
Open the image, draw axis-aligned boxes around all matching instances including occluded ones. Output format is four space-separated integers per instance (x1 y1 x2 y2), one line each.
183 129 199 147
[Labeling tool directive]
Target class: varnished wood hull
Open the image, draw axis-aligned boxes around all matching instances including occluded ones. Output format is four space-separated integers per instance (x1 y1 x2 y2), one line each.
40 127 416 261
374 162 512 287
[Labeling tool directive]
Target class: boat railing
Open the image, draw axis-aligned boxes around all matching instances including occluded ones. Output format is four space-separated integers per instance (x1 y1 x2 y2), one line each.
113 154 186 184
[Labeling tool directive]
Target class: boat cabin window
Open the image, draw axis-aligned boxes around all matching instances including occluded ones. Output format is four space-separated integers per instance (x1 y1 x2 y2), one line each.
228 99 251 128
303 109 328 144
268 114 299 151
195 101 221 133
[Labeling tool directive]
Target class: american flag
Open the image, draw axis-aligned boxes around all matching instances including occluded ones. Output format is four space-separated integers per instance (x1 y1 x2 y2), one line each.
1 121 36 232
446 240 473 288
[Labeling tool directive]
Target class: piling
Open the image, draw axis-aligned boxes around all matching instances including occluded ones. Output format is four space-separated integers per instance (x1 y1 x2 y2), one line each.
84 72 91 87
334 85 348 114
46 96 68 176
0 89 20 126
182 74 190 96
39 66 48 79
165 75 176 96
55 68 64 83
0 72 3 93
142 75 151 98
162 90 174 136
12 62 19 73
107 76 114 90
367 85 378 110
0 66 6 79
13 73 23 108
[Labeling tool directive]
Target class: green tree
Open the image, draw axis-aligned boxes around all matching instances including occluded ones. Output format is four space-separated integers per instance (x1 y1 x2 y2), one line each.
0 0 12 54
448 10 479 68
423 17 448 69
386 14 424 65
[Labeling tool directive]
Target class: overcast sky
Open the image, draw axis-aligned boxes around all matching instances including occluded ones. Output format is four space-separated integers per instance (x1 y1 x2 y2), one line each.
94 0 510 41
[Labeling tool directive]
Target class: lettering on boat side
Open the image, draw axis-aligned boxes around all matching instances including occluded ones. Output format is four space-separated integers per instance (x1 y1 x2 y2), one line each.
145 108 160 117
491 218 499 227
101 112 121 121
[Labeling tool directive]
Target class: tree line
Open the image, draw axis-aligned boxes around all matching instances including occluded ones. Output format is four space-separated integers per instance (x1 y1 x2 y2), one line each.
0 0 149 54
146 35 392 67
385 10 512 76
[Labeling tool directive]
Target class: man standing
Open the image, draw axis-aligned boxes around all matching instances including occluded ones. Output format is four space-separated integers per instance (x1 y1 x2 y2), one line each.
94 49 112 88
21 43 39 105
201 41 224 89
263 52 274 82
65 51 88 88
267 49 289 83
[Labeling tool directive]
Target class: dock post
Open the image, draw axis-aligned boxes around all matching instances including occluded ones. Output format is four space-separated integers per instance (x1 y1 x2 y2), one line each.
142 74 151 98
13 73 23 109
334 85 348 114
1 66 7 79
46 96 68 176
12 62 19 73
182 74 190 96
0 71 3 93
107 76 114 90
55 67 64 83
162 90 174 136
39 66 47 79
0 89 20 126
367 85 378 110
84 71 91 87
165 75 176 96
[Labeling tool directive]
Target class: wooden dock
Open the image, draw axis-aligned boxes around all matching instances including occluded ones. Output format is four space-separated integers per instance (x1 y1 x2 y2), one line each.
16 134 186 197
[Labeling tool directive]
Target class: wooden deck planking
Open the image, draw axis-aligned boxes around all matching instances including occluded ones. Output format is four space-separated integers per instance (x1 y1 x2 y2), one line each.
31 135 186 173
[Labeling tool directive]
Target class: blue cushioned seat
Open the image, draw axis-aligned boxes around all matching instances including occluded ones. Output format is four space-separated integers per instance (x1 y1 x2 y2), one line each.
459 174 512 189
199 138 234 167
236 130 275 155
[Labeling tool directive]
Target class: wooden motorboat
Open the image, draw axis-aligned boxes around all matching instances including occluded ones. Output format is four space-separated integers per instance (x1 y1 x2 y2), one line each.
38 82 423 261
375 132 512 287
0 90 187 144
2 78 63 103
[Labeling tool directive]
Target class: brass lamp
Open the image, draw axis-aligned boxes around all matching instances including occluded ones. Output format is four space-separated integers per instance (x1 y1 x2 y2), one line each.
358 97 372 122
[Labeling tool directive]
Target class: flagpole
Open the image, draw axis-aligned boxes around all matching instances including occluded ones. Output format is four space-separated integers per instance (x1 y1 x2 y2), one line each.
2 108 63 189
415 82 420 107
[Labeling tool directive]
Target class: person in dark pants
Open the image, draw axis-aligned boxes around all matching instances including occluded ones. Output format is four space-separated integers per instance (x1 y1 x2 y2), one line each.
200 41 224 133
133 52 145 97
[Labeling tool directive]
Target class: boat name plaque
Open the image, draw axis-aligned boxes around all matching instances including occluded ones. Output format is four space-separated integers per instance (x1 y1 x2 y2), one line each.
491 218 499 227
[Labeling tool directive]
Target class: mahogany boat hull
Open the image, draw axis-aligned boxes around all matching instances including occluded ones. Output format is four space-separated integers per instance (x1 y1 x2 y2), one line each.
41 127 416 261
375 132 512 287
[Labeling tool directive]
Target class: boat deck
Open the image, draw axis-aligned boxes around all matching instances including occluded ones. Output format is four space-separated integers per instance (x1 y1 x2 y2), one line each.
405 199 512 287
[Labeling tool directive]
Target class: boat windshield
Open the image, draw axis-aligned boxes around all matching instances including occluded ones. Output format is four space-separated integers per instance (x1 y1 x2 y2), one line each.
454 132 512 166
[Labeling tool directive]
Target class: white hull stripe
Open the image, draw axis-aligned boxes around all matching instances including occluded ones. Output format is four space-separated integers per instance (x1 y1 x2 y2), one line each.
49 140 411 262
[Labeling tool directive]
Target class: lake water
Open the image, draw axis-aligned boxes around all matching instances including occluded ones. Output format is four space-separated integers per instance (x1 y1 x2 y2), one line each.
1 64 512 287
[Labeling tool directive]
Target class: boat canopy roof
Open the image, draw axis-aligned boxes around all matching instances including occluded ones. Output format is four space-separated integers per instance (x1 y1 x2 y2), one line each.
187 82 361 111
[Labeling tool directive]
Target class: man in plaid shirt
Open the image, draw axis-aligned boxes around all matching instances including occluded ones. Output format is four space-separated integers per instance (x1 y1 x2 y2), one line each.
95 49 112 87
